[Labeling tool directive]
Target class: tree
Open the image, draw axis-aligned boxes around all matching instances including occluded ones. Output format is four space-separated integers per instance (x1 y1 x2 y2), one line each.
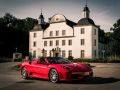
108 19 120 57
0 13 38 57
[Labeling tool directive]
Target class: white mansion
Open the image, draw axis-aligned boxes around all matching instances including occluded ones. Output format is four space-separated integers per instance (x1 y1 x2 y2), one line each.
29 4 106 59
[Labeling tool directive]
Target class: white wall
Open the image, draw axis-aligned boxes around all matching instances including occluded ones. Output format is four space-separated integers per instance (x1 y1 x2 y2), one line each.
43 22 74 38
73 25 93 58
29 31 43 57
92 26 99 59
29 24 99 59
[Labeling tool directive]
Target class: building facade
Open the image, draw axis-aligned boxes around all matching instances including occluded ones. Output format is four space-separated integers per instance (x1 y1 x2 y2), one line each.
29 5 106 59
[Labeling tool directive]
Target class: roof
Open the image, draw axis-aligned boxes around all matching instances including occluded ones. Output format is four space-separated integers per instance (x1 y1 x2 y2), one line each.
83 5 90 11
66 19 76 27
77 18 95 26
50 14 66 23
31 23 49 31
49 14 76 27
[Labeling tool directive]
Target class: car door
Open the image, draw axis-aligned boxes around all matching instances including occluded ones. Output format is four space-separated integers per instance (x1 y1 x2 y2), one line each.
32 62 49 78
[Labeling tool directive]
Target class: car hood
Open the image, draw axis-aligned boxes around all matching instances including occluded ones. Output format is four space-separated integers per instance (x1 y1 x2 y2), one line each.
61 63 92 72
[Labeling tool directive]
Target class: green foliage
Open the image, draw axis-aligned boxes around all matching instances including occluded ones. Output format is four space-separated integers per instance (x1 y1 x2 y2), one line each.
40 57 45 62
68 56 74 60
14 58 22 62
71 58 120 63
107 19 120 56
0 13 38 57
72 59 97 63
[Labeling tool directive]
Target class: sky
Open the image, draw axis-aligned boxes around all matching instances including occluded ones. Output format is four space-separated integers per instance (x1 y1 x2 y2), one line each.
0 0 120 32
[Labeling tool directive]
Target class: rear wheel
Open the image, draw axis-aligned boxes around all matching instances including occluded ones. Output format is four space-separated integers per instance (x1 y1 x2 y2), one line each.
49 69 59 83
21 67 29 79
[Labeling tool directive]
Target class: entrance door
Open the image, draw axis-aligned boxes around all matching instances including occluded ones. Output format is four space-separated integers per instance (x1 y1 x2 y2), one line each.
55 53 59 57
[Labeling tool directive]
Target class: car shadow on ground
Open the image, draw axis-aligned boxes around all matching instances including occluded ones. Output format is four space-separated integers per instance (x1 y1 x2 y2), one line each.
60 77 120 84
18 77 120 85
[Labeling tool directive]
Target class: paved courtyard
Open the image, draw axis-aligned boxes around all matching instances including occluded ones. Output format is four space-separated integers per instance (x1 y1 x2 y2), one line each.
0 62 120 90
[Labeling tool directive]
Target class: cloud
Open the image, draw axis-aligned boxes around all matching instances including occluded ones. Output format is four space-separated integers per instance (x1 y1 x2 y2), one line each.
0 0 119 32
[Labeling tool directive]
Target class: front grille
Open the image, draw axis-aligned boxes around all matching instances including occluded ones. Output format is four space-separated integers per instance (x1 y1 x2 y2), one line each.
71 74 81 79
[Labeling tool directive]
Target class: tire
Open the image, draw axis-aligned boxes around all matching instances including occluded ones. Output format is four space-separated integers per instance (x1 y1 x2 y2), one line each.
21 67 29 79
49 69 59 83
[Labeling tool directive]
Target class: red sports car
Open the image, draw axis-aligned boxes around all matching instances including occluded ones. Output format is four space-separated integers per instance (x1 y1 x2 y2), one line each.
20 57 93 83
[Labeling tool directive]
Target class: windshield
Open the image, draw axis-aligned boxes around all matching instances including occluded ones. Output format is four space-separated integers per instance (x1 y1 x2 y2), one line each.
47 57 71 64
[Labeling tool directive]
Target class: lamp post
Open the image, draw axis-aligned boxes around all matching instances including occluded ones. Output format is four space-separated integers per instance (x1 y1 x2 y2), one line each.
42 48 45 57
15 48 18 52
102 50 105 59
52 48 55 57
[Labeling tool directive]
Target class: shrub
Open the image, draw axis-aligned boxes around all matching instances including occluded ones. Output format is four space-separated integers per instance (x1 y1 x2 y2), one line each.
70 58 120 63
71 59 97 63
14 58 22 62
68 56 74 60
107 59 120 63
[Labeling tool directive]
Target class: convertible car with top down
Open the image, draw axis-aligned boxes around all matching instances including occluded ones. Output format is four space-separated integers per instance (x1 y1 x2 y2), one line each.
20 57 93 83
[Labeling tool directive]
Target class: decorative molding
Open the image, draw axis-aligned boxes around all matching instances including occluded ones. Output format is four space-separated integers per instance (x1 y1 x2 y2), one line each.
43 36 75 39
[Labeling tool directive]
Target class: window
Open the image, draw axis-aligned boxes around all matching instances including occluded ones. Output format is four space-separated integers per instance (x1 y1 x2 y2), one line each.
94 29 96 35
81 50 85 58
68 50 72 56
68 40 72 45
33 41 36 47
50 31 53 37
44 41 47 46
62 30 66 36
56 40 59 46
56 31 59 36
94 39 96 46
81 39 85 45
62 40 66 46
62 50 66 57
33 33 37 38
81 28 85 34
50 41 53 46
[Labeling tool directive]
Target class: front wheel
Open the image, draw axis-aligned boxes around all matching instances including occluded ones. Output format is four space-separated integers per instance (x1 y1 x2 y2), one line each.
49 69 59 83
21 67 29 79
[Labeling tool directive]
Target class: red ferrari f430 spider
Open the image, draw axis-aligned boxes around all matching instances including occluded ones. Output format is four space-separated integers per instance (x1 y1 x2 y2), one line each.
20 57 93 83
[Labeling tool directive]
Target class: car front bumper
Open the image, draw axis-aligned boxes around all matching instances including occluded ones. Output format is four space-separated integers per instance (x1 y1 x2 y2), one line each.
59 71 93 81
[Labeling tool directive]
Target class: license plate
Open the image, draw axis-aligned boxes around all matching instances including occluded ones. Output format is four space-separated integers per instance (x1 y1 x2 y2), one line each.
84 72 89 75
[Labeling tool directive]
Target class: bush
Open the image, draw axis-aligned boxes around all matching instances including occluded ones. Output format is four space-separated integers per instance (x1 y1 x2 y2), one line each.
107 59 120 63
71 59 97 63
68 56 74 60
70 58 120 63
0 57 12 63
14 58 22 62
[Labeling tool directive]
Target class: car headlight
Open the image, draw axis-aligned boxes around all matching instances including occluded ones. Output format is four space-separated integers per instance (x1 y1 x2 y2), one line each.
62 66 70 70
